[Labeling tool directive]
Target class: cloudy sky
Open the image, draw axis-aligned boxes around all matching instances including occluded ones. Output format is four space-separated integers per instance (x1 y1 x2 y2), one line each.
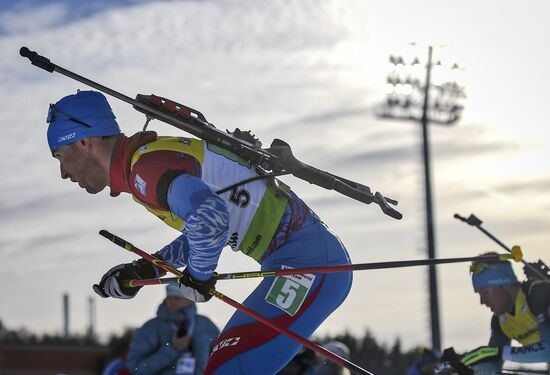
1 0 548 355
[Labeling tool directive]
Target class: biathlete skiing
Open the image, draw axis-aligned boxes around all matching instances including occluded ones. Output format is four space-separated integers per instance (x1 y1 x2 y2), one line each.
439 214 550 374
46 89 354 374
440 253 550 374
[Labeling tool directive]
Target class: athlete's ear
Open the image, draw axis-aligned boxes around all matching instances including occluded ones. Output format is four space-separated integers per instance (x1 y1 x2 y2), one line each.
76 137 92 151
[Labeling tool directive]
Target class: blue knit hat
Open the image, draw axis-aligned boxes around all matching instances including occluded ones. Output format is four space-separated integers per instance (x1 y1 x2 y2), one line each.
166 283 187 297
471 260 518 292
46 90 120 152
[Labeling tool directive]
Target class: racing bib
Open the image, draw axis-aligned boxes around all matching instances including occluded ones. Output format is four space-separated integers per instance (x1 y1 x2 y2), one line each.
176 352 196 374
265 266 315 316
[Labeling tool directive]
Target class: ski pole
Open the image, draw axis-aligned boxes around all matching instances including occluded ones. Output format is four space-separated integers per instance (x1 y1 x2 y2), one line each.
454 213 549 282
123 251 523 287
98 230 374 375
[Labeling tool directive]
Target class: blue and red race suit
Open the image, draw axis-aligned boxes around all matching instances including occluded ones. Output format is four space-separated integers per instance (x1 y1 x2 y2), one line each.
109 132 353 374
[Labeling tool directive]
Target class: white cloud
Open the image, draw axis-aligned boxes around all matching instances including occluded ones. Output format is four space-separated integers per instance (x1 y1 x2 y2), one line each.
0 2 67 36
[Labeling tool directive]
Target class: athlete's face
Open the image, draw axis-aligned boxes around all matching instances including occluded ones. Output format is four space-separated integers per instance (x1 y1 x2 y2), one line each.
53 139 108 194
165 295 194 315
477 286 510 315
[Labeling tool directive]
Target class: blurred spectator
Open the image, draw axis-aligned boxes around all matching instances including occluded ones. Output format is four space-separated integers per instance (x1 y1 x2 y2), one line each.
406 348 438 375
313 341 351 375
102 356 131 375
102 328 133 375
126 283 219 375
277 346 317 375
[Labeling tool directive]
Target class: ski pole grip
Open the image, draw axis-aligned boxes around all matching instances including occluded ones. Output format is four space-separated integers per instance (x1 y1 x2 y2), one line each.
510 245 523 262
20 47 56 72
99 229 129 251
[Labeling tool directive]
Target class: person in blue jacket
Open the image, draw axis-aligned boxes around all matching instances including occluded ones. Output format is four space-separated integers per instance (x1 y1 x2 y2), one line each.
126 283 220 375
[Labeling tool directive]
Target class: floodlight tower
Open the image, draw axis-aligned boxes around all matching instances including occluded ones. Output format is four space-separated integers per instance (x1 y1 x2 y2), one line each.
377 44 465 351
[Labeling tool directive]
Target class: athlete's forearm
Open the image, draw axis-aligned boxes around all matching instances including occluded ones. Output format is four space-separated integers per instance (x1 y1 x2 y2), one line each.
156 235 190 269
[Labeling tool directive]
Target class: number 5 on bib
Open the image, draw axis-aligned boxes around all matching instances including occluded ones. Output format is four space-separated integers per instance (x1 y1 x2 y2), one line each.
265 267 315 316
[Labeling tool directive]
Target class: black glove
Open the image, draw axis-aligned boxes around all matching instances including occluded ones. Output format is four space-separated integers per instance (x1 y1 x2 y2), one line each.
93 258 158 299
441 347 474 375
176 268 217 302
460 346 501 367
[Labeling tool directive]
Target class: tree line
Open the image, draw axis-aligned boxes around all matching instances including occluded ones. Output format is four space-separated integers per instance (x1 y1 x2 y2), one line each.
0 319 426 374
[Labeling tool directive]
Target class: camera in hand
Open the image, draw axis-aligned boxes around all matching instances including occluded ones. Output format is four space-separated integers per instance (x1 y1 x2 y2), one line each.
177 319 188 337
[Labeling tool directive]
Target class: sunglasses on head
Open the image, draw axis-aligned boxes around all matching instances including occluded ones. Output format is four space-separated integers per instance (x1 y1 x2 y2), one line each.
47 104 92 128
470 262 493 274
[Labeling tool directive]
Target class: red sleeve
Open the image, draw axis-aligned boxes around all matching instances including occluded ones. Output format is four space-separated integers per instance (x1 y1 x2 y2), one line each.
129 150 201 210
